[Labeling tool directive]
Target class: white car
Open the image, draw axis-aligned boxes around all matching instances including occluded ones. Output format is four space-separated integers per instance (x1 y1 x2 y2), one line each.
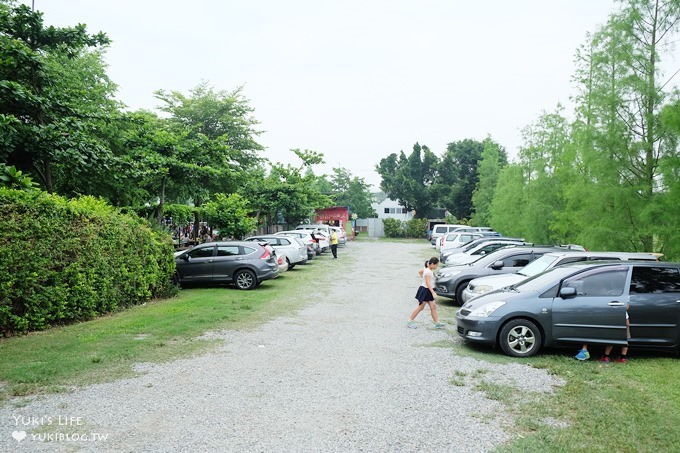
461 250 661 303
439 232 483 253
430 224 468 247
444 239 527 266
245 235 308 270
275 230 318 259
312 230 330 253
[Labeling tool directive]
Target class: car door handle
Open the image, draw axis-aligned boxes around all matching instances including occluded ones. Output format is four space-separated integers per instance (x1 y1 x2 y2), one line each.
608 301 625 306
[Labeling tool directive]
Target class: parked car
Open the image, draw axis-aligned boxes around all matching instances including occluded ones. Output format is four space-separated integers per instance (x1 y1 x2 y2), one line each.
296 223 332 235
245 235 307 270
312 230 330 253
435 246 561 304
440 236 527 263
295 224 331 253
461 250 661 303
439 232 483 253
329 226 347 245
174 241 279 290
275 230 317 260
430 224 468 246
443 239 530 265
455 261 680 357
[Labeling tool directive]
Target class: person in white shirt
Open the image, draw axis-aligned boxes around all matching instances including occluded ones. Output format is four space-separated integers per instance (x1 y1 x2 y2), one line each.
407 257 445 329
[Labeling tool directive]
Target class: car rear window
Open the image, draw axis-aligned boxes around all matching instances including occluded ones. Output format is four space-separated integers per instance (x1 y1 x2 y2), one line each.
242 246 257 255
630 266 680 293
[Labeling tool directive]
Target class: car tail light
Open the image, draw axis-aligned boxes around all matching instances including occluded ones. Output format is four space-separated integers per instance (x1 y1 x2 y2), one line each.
260 248 271 260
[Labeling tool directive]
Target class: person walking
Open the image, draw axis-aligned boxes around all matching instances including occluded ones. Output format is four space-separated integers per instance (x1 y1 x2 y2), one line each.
408 257 446 329
330 229 339 259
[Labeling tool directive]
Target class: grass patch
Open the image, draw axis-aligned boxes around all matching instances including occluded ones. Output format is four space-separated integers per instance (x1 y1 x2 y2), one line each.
504 352 680 452
475 380 514 404
0 255 339 404
450 348 680 452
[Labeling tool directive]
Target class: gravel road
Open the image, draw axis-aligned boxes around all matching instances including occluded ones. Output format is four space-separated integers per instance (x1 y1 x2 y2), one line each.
1 240 564 452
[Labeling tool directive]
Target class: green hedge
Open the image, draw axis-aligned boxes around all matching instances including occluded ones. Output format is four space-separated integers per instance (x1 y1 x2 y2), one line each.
383 218 428 238
0 189 175 336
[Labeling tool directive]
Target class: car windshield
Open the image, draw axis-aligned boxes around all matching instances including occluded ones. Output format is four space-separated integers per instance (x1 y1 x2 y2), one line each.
462 248 526 267
512 266 582 292
518 254 561 277
461 240 485 252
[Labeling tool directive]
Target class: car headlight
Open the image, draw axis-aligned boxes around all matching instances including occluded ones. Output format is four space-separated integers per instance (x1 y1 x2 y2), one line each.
470 284 493 295
468 301 506 317
437 270 461 278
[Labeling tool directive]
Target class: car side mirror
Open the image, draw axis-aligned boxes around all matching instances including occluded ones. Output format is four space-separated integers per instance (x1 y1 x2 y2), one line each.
181 254 190 261
560 287 577 298
491 260 504 270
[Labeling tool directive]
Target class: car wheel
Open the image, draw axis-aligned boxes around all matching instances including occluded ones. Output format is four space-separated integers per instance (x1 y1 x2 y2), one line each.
286 258 295 271
455 281 470 306
499 319 542 357
234 269 257 290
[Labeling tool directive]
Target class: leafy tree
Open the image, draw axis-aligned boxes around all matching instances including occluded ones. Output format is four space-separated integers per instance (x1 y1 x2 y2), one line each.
155 82 264 205
436 139 488 220
518 108 574 244
329 167 376 218
376 142 438 218
489 164 527 238
470 138 507 226
0 163 36 190
0 2 113 193
567 0 680 252
244 150 332 230
152 82 266 227
203 193 256 239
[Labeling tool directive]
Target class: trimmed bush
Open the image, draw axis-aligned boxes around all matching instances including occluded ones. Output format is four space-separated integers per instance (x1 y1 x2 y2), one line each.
0 189 175 336
384 217 429 238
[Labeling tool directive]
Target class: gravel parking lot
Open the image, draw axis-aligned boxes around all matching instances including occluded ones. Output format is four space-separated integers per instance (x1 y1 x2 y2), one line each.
1 240 564 452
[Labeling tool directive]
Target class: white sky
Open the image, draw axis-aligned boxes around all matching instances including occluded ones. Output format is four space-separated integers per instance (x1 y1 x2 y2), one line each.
25 0 622 189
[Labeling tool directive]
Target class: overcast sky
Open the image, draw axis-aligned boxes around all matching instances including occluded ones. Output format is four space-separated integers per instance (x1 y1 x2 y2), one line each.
25 0 620 189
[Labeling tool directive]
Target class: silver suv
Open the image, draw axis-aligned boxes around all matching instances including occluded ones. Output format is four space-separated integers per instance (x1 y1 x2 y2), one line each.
461 250 660 303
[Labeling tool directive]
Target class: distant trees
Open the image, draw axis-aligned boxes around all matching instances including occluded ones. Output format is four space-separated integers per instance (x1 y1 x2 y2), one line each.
326 167 376 218
376 143 439 218
376 139 506 221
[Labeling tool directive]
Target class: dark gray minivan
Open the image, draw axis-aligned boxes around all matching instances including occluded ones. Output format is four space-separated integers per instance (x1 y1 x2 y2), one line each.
456 262 680 357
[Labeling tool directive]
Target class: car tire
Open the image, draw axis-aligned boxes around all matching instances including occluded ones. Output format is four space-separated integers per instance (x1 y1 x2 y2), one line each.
455 281 470 306
499 319 542 357
234 269 257 290
287 258 295 271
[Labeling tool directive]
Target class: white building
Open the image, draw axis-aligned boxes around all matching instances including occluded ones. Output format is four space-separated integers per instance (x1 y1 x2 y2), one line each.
354 194 413 237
